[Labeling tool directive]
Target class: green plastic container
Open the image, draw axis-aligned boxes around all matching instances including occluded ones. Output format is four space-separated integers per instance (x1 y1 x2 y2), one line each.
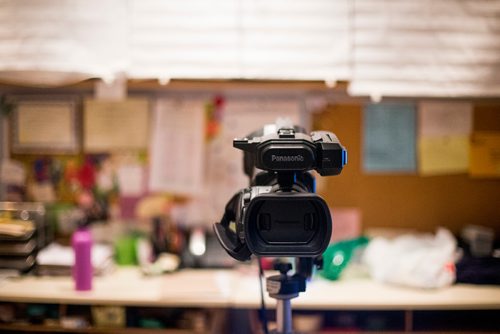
320 237 369 280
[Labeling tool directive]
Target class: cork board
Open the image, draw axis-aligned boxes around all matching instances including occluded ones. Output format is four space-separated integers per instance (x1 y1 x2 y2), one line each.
313 104 500 235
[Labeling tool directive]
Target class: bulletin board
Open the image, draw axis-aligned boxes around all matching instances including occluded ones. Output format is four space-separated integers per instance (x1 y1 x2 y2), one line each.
313 103 500 235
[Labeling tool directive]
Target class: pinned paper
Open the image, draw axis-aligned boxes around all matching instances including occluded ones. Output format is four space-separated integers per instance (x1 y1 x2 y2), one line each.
96 159 115 192
418 102 473 175
470 132 500 178
418 137 470 175
13 100 79 153
148 98 206 195
204 98 304 223
29 182 56 203
0 160 26 186
84 98 150 152
363 103 417 172
419 102 472 137
117 164 145 196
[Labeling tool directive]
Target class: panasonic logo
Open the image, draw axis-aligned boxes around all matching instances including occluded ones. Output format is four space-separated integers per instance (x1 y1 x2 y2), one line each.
271 154 304 162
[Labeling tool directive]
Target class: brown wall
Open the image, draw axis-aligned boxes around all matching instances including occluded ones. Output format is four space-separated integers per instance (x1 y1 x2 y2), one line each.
314 103 500 235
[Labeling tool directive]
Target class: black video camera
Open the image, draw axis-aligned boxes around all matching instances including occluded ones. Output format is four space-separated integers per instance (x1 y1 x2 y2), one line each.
214 125 346 261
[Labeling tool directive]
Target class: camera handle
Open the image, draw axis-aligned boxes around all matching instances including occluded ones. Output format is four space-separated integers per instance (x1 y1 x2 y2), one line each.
266 262 306 334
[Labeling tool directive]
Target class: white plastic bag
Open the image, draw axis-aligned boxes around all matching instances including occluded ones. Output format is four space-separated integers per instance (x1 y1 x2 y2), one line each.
362 228 457 288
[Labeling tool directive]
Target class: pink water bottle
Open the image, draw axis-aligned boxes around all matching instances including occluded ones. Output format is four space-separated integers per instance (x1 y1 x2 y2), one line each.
72 226 93 291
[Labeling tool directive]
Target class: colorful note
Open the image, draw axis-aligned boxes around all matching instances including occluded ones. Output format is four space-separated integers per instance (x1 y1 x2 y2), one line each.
418 101 473 176
363 103 417 173
470 132 500 178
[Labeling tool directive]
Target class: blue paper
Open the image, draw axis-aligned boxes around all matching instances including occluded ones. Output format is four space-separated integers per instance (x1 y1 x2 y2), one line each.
363 103 416 172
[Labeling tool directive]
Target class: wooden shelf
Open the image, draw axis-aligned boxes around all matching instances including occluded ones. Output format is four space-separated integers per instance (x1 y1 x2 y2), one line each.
0 324 196 333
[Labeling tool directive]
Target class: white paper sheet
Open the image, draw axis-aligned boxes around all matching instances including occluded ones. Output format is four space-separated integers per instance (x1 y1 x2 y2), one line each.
117 164 145 196
0 160 26 186
202 97 304 223
28 182 56 203
148 98 206 195
419 102 473 137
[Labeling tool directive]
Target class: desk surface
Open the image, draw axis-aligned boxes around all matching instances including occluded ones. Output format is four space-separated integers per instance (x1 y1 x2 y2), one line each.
0 268 235 308
0 267 499 310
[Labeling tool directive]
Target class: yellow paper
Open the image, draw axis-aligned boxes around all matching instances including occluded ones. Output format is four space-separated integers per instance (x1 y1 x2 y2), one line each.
418 136 469 175
470 132 500 178
84 98 150 151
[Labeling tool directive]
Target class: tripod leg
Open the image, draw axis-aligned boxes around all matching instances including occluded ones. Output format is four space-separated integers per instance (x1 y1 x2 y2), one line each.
276 298 292 334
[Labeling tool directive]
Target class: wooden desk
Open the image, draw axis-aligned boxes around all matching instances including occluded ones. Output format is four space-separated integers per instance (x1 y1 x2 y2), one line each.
0 267 236 308
232 273 500 310
0 268 499 333
0 268 499 310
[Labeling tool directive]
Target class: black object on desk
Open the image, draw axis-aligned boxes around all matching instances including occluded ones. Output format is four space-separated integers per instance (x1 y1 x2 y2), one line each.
456 252 500 285
0 232 37 273
0 202 49 274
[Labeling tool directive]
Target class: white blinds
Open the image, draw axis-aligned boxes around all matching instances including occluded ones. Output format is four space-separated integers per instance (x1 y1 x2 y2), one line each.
348 0 500 97
0 0 499 98
0 0 351 83
0 0 128 86
238 0 350 80
129 0 241 79
129 0 351 81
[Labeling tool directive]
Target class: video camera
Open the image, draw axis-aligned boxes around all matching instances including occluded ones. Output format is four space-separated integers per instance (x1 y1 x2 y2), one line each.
214 124 347 261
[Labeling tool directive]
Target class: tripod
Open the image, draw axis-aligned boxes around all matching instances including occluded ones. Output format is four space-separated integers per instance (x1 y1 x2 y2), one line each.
266 262 307 334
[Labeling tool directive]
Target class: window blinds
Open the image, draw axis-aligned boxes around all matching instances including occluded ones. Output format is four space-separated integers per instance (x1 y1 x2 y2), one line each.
348 0 500 97
0 0 499 98
129 0 351 81
0 0 128 86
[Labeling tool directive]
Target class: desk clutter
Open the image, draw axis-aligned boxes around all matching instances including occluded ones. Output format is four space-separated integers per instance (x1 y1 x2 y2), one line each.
0 202 49 274
0 197 498 288
0 88 499 334
0 195 499 333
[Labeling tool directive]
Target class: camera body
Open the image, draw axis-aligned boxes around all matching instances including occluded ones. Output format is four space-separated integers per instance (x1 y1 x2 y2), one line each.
234 127 346 176
214 126 346 261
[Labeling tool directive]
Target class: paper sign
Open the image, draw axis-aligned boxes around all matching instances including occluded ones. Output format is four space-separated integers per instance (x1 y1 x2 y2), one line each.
419 102 472 137
13 100 79 153
470 132 500 178
84 98 150 151
418 101 472 175
418 136 470 175
363 103 417 172
148 98 206 195
18 103 73 145
28 182 56 203
203 98 304 223
0 160 26 186
117 164 145 196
